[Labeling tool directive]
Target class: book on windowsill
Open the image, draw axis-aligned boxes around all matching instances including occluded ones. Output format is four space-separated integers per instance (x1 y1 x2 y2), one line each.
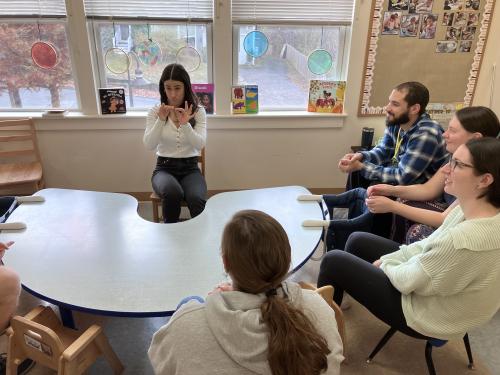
231 85 246 114
245 85 258 114
307 80 346 113
99 87 127 115
42 109 68 118
192 84 214 114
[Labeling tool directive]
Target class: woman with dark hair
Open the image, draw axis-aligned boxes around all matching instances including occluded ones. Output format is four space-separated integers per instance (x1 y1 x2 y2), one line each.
143 63 207 223
367 106 500 242
318 137 500 342
149 210 344 375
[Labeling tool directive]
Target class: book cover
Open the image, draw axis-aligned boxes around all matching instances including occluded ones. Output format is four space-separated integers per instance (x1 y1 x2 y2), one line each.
193 83 214 114
99 88 127 115
245 85 258 114
308 80 346 113
232 85 246 114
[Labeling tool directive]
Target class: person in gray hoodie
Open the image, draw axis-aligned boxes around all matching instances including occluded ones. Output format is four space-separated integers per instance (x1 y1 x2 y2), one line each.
149 210 344 375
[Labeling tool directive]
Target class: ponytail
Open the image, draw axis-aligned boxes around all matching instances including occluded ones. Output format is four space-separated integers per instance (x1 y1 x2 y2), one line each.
261 288 331 375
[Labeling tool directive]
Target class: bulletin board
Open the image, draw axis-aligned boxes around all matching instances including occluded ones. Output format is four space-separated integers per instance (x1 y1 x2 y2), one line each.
358 0 496 119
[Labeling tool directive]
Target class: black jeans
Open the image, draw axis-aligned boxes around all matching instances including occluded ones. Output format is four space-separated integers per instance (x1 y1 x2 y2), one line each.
317 232 429 339
152 156 207 223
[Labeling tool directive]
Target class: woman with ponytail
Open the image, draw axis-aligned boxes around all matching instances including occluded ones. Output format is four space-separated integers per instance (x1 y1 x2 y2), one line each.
149 210 343 375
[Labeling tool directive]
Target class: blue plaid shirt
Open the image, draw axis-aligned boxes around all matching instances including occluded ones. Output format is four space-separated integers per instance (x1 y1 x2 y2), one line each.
359 113 447 185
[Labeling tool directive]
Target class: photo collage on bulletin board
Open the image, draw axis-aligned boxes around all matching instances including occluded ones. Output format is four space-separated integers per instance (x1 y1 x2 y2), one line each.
382 0 481 53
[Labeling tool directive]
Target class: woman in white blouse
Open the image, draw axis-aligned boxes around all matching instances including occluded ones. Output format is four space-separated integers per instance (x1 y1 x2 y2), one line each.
143 64 207 223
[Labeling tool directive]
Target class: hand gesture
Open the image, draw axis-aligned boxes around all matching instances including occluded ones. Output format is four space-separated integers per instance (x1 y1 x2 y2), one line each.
338 153 363 173
208 282 233 295
365 195 395 214
158 104 174 121
0 241 14 260
367 184 394 197
373 259 382 268
174 101 195 127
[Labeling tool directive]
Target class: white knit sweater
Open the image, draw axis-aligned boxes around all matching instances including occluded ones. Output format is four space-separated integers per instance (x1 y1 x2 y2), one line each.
380 206 500 340
143 105 206 158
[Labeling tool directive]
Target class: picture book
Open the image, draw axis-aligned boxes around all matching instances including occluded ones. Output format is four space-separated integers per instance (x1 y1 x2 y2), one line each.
308 80 346 113
193 83 214 114
245 85 258 114
99 88 126 115
232 85 246 114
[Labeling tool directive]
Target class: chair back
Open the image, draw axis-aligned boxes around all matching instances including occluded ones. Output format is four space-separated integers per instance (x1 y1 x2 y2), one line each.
8 315 65 371
0 118 44 193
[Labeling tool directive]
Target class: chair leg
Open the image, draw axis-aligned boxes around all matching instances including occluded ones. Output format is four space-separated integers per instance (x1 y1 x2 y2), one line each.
152 200 160 223
425 342 437 375
366 327 397 363
463 333 475 370
95 332 125 374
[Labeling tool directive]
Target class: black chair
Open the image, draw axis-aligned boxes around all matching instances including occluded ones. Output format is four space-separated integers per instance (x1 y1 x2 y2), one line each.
366 327 474 375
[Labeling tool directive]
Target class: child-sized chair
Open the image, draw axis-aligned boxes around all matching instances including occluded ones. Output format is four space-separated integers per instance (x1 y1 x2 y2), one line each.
6 305 124 375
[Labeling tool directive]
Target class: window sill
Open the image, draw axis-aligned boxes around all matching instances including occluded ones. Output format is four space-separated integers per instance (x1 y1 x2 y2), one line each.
0 110 347 130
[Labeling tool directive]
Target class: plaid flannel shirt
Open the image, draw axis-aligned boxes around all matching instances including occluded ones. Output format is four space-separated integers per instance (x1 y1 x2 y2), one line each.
359 113 447 185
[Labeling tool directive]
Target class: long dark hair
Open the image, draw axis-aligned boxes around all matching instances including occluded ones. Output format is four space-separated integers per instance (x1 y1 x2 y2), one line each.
222 210 331 375
466 137 500 207
455 106 500 137
158 63 199 127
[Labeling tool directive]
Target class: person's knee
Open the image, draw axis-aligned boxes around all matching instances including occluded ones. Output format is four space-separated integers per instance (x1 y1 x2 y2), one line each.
0 266 21 301
344 232 375 254
319 250 349 276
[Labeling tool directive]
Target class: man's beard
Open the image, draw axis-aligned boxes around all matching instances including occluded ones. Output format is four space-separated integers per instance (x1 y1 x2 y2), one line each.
386 110 410 126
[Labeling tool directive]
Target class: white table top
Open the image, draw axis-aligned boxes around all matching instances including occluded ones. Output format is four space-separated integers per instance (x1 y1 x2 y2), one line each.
1 187 324 316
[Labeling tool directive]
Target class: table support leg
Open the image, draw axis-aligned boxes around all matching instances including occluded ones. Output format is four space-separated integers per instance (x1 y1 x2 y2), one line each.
59 306 76 329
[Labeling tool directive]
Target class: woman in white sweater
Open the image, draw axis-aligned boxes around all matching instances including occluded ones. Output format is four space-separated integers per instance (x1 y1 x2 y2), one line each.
318 137 500 340
143 63 206 223
149 210 344 375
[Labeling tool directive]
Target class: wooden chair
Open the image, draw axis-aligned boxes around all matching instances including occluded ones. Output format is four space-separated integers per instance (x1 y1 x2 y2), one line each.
150 148 206 223
0 119 44 195
6 306 124 375
299 282 347 359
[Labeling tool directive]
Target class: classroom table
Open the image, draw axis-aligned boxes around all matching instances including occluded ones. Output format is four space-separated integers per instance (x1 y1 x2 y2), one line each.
1 186 324 326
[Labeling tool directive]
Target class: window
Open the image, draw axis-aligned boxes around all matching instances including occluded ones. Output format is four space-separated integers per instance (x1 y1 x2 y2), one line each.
85 0 213 109
232 0 354 111
0 1 78 110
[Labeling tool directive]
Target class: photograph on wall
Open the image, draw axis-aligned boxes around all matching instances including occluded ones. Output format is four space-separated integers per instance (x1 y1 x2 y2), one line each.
99 88 126 114
442 12 455 26
415 0 434 13
445 26 461 40
192 83 214 114
400 15 420 36
458 40 473 52
453 12 468 27
467 13 480 26
436 40 458 53
465 0 480 10
382 12 402 34
419 14 438 39
389 0 409 11
461 26 477 40
444 0 465 11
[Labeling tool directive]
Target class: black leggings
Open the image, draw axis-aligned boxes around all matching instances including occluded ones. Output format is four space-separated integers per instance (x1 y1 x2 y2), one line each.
317 232 429 339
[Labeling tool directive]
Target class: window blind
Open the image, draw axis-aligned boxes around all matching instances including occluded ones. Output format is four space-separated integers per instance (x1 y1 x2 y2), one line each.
0 0 66 16
232 0 355 25
84 0 213 20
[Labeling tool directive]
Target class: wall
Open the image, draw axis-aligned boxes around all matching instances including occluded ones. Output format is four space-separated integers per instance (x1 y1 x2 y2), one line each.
4 0 500 194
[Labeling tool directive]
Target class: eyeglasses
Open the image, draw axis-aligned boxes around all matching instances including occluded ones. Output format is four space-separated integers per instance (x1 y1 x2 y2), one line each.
449 158 474 171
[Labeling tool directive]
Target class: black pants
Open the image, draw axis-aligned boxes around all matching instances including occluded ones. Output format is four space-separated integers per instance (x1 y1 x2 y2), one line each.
152 157 207 223
317 232 429 339
0 197 16 223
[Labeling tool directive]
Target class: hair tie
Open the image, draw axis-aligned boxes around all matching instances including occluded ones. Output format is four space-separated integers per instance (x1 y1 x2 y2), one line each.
265 288 277 297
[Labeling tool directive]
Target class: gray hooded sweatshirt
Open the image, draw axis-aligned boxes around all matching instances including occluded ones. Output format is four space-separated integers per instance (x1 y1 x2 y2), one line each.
148 281 343 374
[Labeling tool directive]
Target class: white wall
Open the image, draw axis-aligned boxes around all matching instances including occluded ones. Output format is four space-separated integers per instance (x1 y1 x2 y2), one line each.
7 0 500 193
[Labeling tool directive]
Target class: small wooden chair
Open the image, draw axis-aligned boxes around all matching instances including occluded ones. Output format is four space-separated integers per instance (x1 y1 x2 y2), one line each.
150 148 206 223
6 306 124 375
0 118 44 195
299 282 347 359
